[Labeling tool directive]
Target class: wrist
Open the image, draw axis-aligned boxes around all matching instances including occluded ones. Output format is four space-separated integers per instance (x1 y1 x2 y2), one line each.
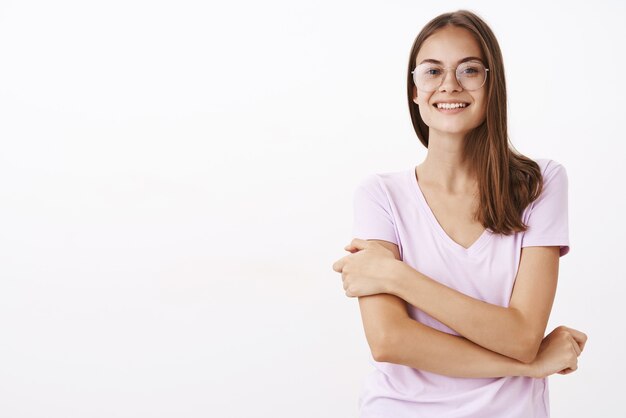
385 259 409 296
518 360 538 378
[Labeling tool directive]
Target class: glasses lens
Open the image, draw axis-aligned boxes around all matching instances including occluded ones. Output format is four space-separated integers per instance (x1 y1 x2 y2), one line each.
413 64 444 92
413 61 487 91
456 61 486 90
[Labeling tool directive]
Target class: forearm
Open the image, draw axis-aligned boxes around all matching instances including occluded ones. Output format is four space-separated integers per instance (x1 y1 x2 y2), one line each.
382 317 535 378
387 260 531 362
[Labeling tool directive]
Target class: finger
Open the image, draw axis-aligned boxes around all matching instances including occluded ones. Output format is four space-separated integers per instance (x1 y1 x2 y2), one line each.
345 242 368 253
332 258 344 272
564 365 578 374
567 328 588 352
561 326 587 350
569 335 581 356
347 238 368 251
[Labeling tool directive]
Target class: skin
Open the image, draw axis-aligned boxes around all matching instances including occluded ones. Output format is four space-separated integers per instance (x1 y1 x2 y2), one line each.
332 238 587 377
332 25 588 378
412 25 487 251
411 24 487 198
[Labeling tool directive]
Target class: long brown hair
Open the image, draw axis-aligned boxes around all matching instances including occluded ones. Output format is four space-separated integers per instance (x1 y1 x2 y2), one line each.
407 9 542 235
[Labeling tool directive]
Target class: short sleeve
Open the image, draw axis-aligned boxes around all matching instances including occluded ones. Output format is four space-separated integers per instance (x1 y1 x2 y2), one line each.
352 175 399 245
521 161 570 257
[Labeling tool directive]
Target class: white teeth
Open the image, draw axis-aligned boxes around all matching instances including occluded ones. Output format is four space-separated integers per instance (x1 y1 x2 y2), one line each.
436 103 468 109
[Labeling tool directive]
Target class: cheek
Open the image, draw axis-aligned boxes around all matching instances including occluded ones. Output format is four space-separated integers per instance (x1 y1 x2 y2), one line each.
417 95 434 117
474 90 488 113
474 97 488 117
417 102 432 123
419 93 434 107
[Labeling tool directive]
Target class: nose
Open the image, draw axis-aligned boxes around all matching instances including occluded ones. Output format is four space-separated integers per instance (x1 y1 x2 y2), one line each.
438 68 463 92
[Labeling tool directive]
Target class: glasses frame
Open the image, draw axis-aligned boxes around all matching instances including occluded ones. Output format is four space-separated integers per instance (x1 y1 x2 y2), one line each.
411 61 490 92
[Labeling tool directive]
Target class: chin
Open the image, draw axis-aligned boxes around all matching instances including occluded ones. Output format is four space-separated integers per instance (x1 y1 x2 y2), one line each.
427 118 484 134
430 124 474 136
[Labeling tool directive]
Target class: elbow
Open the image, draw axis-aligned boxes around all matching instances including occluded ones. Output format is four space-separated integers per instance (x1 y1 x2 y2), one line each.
372 346 388 362
516 334 542 364
370 329 399 363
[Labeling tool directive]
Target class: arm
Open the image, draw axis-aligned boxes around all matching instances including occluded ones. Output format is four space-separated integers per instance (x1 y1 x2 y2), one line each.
358 240 535 378
385 246 560 363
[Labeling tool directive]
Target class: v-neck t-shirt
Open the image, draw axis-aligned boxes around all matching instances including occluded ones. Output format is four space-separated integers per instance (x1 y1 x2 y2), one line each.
351 158 570 418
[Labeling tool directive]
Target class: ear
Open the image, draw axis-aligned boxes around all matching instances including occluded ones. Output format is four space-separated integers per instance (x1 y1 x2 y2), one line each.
412 85 419 105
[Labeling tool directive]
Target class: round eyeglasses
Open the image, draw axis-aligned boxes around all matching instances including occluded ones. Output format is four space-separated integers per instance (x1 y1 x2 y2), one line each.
411 60 490 92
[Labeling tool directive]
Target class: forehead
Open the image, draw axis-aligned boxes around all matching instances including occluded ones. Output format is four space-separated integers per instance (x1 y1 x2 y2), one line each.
416 26 483 64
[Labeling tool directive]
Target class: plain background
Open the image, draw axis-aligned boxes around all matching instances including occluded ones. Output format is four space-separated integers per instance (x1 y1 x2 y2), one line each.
0 0 624 417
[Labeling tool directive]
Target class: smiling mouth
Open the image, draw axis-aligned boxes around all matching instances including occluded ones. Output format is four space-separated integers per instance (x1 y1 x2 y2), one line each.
433 103 470 109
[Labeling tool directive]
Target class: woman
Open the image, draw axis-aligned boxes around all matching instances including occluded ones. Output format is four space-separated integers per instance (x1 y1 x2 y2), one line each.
332 9 588 418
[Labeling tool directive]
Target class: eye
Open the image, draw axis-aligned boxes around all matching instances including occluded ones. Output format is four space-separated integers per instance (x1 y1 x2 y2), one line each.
424 67 442 76
459 62 484 76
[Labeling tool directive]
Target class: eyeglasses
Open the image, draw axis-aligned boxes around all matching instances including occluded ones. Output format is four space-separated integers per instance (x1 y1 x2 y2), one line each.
411 60 490 92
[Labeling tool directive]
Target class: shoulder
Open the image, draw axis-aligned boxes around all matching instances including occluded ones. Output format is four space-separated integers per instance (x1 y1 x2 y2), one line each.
533 158 568 181
522 158 569 217
355 170 411 208
356 169 409 193
525 157 569 210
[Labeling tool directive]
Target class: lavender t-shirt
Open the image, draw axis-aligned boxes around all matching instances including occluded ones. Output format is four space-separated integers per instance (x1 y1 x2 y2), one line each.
351 158 569 418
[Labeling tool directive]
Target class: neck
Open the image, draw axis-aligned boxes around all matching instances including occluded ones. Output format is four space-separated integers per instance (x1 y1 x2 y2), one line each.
417 130 477 194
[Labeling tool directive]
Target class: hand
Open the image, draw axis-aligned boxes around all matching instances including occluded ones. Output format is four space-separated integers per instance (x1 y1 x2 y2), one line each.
332 238 398 297
529 325 588 378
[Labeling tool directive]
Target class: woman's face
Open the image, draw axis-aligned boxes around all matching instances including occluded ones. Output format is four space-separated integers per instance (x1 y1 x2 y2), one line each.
412 26 488 137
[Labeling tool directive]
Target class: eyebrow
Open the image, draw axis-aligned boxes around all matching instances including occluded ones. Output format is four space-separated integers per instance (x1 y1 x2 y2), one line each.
418 56 484 65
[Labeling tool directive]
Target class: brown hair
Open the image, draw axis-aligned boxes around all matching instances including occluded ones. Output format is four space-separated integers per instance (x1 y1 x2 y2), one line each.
407 9 542 235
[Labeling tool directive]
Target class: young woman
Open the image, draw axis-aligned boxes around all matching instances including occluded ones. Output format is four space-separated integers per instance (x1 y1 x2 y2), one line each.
332 9 588 418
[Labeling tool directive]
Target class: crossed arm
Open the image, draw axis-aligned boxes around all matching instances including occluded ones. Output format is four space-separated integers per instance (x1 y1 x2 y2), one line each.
359 293 533 378
357 239 559 377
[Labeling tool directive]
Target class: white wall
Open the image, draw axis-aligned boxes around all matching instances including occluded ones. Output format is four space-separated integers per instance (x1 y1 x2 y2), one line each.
0 0 623 417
